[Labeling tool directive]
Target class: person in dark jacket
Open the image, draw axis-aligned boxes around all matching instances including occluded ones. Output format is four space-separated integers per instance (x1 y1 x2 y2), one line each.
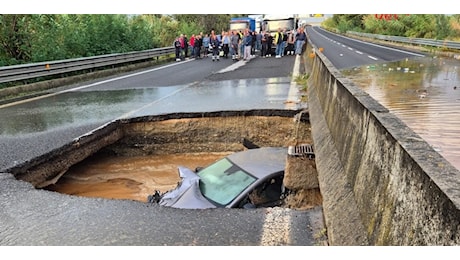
184 34 189 58
193 34 202 59
267 33 273 57
261 31 268 57
251 31 256 56
174 37 181 61
210 30 220 61
243 29 252 60
295 27 307 55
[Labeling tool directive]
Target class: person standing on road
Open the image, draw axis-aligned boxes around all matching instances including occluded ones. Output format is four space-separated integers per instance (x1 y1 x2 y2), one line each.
295 27 307 56
202 33 210 58
255 31 262 53
261 31 268 57
281 28 288 56
222 31 230 59
230 30 239 61
266 33 273 57
193 34 202 59
250 31 256 57
274 28 283 58
243 29 252 61
174 37 182 61
238 30 244 60
189 34 195 58
183 34 189 58
179 34 186 60
286 29 295 55
210 31 220 61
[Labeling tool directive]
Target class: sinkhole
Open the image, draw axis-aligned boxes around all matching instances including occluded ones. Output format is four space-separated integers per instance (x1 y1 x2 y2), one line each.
9 109 322 209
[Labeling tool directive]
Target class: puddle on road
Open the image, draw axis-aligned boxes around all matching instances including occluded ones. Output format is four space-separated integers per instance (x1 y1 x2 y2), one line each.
45 152 231 202
341 56 460 170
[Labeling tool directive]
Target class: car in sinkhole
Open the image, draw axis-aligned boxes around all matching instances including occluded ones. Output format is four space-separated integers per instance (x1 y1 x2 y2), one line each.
147 147 288 209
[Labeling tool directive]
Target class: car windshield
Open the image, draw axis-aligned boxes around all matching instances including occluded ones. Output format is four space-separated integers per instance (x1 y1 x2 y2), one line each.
197 158 256 207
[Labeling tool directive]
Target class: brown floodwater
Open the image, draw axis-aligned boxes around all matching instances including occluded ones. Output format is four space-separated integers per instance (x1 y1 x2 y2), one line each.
45 150 323 209
341 56 460 170
46 152 232 202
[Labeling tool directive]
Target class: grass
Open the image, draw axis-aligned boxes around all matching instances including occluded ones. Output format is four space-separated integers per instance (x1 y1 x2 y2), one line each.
295 73 310 102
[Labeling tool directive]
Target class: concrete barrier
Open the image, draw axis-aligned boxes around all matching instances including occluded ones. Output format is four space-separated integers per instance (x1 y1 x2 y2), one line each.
304 40 460 245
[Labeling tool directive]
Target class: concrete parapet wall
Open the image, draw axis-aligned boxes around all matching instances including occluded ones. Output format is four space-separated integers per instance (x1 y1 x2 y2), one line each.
305 42 460 245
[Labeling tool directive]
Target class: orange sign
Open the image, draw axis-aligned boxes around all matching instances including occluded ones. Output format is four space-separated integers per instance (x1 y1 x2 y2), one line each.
375 14 409 20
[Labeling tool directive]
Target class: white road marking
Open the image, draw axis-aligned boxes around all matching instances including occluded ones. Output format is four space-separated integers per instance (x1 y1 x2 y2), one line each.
75 84 190 141
217 59 249 73
61 59 194 92
285 55 301 109
368 55 378 60
0 59 194 109
312 26 425 57
260 208 292 245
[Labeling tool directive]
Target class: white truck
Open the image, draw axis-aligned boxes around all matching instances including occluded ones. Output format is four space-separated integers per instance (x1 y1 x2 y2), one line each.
248 14 263 33
262 14 298 36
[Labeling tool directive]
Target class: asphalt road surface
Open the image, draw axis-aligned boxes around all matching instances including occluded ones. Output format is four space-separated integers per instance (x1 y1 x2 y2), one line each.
0 32 429 246
0 54 328 246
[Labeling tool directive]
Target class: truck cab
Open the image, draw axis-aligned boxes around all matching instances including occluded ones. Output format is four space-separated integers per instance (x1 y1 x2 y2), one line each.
262 14 297 36
229 17 256 32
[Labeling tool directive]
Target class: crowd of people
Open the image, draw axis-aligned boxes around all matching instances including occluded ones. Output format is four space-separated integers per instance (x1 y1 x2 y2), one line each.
174 26 307 62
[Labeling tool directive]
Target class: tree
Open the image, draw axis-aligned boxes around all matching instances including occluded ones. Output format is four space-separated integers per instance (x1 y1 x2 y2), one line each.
330 14 366 33
0 14 32 65
434 14 451 40
0 14 246 65
172 14 232 34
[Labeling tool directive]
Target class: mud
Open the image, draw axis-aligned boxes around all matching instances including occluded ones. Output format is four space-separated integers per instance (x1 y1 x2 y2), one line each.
46 152 231 202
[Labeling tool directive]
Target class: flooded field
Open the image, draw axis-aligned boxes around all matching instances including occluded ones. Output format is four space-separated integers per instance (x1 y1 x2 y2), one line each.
342 56 460 170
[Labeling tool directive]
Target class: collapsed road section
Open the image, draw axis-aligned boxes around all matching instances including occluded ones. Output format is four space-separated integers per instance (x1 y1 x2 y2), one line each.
6 109 322 210
0 109 328 246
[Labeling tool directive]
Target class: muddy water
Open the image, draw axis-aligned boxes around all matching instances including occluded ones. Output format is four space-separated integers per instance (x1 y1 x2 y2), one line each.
342 56 460 170
46 152 231 202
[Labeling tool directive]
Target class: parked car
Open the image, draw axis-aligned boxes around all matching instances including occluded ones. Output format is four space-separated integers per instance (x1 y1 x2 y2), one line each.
148 147 288 209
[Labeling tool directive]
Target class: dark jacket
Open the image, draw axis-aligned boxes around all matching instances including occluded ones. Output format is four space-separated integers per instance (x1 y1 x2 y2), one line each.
296 31 306 42
210 36 220 48
244 34 252 46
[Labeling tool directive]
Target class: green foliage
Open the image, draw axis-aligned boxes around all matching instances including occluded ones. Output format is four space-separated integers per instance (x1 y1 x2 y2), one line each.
330 14 366 33
0 14 33 65
173 14 234 34
329 14 458 41
0 14 236 65
434 14 451 40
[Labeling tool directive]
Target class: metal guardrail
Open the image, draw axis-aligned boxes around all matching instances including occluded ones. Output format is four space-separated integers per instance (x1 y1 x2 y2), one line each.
0 46 175 84
347 31 460 50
